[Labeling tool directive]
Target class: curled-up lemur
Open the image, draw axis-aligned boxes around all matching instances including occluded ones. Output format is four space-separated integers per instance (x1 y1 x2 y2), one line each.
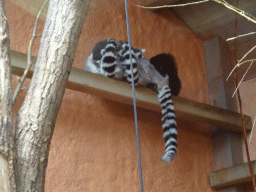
85 38 181 163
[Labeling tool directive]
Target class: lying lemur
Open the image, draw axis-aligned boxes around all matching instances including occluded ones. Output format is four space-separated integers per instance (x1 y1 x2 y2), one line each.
85 38 181 163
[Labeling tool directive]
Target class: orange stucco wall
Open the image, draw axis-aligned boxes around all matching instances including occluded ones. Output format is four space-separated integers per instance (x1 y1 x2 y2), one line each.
7 0 215 191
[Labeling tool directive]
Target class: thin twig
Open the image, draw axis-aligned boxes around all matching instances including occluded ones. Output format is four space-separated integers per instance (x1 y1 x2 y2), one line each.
233 1 256 190
249 116 256 144
227 45 256 81
232 60 254 97
227 31 256 41
35 34 42 38
226 63 238 81
12 0 49 103
133 0 256 25
239 59 256 66
211 0 256 24
238 45 256 65
227 59 256 81
132 0 209 9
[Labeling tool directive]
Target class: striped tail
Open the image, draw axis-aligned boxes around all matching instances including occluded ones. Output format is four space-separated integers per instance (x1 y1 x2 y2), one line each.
158 85 177 163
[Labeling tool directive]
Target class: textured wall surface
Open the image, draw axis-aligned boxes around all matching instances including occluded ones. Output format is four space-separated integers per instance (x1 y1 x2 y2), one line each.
7 0 215 191
240 78 256 162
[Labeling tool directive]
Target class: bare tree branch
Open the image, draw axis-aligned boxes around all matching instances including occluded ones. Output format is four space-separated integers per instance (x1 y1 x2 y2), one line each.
14 0 90 191
0 0 16 191
12 0 49 103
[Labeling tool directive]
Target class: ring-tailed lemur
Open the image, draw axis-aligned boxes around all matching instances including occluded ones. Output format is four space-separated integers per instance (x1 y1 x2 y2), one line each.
85 38 181 163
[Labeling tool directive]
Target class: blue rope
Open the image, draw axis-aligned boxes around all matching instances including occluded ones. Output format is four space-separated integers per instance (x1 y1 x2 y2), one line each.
124 0 144 191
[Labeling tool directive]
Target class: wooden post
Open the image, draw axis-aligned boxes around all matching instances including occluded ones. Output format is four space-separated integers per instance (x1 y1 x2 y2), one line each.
204 37 244 192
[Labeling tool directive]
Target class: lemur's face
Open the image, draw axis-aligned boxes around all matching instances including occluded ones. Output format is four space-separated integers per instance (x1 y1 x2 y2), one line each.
134 49 145 60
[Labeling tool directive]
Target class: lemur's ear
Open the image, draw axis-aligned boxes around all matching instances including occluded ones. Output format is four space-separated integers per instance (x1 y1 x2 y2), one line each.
141 49 146 54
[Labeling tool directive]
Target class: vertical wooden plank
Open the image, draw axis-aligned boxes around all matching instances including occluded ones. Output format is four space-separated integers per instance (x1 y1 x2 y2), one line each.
218 38 238 112
213 131 243 170
204 37 244 192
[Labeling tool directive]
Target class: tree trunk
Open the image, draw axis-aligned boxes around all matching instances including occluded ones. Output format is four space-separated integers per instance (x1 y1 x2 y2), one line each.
14 0 89 191
0 0 15 191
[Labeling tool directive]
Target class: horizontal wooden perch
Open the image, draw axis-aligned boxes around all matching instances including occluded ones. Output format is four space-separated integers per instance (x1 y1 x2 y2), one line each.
209 160 256 189
11 50 252 133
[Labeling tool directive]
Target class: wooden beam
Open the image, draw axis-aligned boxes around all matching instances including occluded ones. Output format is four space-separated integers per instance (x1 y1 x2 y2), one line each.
11 50 252 133
209 160 256 189
170 0 256 38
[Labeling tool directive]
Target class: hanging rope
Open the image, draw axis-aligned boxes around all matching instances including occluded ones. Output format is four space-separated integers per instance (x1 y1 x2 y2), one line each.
124 0 144 191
